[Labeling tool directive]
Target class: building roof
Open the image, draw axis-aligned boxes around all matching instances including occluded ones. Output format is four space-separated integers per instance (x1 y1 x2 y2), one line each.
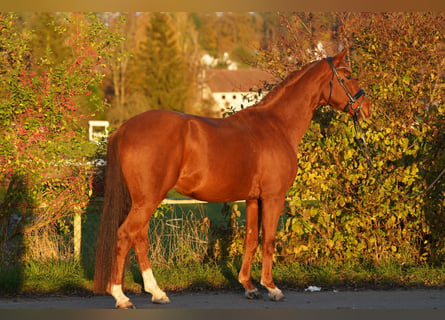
205 69 277 93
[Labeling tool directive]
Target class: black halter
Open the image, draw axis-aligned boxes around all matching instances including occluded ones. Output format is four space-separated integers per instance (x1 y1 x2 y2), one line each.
326 56 366 120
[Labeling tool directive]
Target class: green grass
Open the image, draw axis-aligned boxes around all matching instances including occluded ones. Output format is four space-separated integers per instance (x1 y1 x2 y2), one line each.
1 259 444 296
0 260 90 295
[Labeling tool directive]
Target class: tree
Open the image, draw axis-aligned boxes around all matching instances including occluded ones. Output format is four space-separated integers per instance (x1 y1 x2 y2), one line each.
170 13 204 114
195 12 263 65
0 13 122 261
255 13 339 78
127 13 193 114
26 13 71 69
258 12 281 50
99 13 134 125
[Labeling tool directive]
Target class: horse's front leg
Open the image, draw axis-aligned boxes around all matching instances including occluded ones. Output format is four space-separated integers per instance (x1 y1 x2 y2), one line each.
238 199 261 299
259 196 285 301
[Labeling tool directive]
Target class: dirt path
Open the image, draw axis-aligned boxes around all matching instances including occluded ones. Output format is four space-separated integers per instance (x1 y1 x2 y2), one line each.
1 289 444 309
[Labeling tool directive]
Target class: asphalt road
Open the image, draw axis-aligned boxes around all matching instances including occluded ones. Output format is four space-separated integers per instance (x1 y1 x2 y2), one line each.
1 289 444 309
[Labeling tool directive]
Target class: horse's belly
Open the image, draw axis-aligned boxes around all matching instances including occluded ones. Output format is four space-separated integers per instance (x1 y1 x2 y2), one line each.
173 161 260 203
173 187 241 203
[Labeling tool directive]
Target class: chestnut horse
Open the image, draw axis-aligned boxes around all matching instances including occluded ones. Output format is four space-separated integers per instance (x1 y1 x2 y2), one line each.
94 50 371 308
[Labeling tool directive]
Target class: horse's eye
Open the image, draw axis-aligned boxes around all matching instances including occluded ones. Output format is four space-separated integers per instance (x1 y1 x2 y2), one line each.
345 75 352 80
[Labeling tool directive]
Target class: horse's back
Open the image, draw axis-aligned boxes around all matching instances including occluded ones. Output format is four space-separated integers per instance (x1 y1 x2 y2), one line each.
118 109 188 144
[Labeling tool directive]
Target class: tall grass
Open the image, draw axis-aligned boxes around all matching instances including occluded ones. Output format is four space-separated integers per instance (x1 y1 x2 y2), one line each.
146 205 210 267
23 224 74 262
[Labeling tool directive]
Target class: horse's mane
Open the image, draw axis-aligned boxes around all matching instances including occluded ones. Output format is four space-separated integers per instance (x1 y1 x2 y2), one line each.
256 59 320 107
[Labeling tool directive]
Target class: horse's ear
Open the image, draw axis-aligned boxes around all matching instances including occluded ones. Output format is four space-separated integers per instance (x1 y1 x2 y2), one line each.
333 49 348 64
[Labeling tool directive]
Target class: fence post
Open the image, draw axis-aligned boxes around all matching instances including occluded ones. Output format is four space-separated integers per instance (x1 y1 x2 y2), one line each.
74 210 81 260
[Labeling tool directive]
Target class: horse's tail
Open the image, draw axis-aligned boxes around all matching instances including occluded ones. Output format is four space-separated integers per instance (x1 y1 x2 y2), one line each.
93 130 131 294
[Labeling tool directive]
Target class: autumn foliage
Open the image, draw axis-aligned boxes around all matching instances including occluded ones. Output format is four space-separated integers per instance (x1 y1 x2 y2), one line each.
257 13 445 265
0 13 121 259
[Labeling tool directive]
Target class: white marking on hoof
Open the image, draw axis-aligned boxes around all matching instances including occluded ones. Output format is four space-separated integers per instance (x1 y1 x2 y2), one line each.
116 300 136 309
267 287 285 301
142 268 170 304
152 293 171 304
111 284 133 309
245 288 261 300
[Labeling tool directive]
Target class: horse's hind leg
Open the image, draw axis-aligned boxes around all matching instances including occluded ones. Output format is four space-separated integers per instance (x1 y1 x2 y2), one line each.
132 217 170 304
109 211 136 309
111 201 169 308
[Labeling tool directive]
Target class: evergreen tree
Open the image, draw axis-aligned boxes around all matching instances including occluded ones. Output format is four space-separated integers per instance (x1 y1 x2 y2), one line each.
131 13 191 112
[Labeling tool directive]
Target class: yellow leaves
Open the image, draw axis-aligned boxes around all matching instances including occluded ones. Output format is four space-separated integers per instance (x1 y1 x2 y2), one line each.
401 164 419 185
386 215 397 227
293 245 308 255
338 198 346 207
344 148 354 160
291 220 303 234
401 75 411 85
399 137 409 150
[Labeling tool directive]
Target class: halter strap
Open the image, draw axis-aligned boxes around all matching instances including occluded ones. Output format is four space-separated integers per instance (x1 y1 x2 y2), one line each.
326 56 366 118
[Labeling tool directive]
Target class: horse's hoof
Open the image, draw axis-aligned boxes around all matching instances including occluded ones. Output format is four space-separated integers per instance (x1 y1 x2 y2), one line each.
152 294 171 304
116 300 136 309
268 288 285 302
245 288 262 300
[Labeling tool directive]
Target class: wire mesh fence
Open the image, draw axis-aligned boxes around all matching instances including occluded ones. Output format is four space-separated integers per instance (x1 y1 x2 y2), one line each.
75 199 245 272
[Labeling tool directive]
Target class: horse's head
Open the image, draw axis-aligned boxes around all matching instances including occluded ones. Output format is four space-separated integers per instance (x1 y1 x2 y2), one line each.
323 50 371 120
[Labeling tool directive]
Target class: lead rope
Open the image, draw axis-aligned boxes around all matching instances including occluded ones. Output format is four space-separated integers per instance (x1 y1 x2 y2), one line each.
352 116 445 199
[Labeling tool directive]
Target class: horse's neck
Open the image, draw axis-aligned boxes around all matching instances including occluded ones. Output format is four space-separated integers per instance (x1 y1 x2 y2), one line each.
261 65 327 152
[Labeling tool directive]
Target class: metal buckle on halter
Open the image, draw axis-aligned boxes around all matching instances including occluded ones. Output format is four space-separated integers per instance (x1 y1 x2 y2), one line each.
343 89 365 116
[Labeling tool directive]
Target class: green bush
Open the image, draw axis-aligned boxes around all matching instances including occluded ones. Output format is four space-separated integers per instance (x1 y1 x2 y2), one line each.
259 13 445 266
0 13 122 263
